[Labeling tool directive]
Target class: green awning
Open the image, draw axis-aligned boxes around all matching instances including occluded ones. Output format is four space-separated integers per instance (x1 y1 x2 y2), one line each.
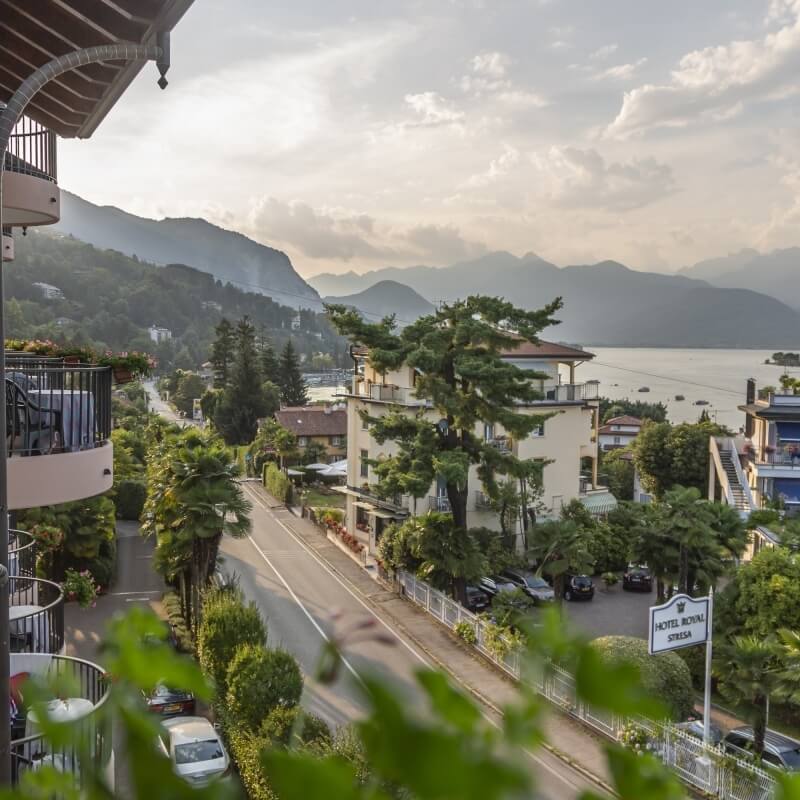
579 491 618 516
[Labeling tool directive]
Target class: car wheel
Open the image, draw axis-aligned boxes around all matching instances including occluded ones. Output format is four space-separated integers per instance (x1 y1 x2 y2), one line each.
565 590 573 601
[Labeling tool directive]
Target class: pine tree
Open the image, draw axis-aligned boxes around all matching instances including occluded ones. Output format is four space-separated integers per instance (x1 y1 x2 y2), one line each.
210 318 236 388
261 339 281 386
215 317 267 444
279 340 309 407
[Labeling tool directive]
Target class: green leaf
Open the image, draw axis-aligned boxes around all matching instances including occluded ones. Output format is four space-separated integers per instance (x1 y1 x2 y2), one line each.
605 746 683 800
416 669 482 734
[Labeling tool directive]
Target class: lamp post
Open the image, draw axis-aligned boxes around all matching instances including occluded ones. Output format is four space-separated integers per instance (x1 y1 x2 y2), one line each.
0 37 170 785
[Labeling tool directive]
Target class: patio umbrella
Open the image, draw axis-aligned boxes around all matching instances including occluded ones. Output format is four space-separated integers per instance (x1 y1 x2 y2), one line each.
304 463 329 471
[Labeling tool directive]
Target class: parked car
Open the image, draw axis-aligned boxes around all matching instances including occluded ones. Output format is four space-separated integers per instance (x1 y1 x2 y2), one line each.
159 716 230 785
622 564 653 592
675 719 723 746
465 585 491 613
146 684 196 717
563 574 594 601
479 575 517 597
500 569 555 603
723 727 800 771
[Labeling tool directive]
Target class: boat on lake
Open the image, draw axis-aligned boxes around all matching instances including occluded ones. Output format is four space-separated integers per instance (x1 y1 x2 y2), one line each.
675 394 685 401
638 386 650 393
694 399 709 406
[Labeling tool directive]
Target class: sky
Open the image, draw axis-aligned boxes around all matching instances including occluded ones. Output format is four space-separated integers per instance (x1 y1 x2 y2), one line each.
59 0 800 278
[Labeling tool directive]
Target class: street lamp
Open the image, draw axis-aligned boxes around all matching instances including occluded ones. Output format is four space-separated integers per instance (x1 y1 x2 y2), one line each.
0 37 170 785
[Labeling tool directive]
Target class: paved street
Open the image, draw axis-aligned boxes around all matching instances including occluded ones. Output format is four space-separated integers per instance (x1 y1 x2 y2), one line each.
222 482 611 800
565 582 653 639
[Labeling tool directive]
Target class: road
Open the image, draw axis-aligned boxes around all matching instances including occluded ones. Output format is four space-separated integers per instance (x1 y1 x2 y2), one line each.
221 482 610 800
144 380 198 426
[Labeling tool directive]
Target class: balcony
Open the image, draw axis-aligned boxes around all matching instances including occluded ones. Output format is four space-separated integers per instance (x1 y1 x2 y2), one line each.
2 117 60 228
9 576 65 655
347 380 432 407
475 491 493 510
10 653 110 785
429 495 451 512
6 359 113 509
536 383 599 404
486 436 512 454
9 528 36 579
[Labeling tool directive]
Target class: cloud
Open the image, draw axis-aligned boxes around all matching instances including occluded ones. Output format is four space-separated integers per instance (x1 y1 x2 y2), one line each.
401 224 488 263
530 147 677 211
462 144 520 188
590 43 619 60
459 50 548 107
591 58 647 82
606 1 800 138
472 51 510 78
404 92 465 126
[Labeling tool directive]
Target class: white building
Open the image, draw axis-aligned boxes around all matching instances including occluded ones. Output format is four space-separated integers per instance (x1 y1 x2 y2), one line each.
339 340 615 555
32 281 64 300
148 325 173 344
598 415 643 452
291 314 302 331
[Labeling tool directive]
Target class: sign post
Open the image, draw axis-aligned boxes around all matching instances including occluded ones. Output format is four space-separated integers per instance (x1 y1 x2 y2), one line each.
703 586 714 747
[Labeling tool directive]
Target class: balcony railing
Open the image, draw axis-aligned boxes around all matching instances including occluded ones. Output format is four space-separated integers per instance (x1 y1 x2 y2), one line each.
11 653 110 785
4 117 57 183
486 436 512 454
6 363 112 456
538 383 599 403
755 450 800 468
9 529 36 579
429 495 451 512
9 576 65 655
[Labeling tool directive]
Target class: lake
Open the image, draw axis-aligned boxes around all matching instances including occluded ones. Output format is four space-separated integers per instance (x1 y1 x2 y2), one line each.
309 348 800 431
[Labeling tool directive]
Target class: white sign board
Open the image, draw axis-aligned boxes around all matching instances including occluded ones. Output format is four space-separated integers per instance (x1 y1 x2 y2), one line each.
648 593 710 655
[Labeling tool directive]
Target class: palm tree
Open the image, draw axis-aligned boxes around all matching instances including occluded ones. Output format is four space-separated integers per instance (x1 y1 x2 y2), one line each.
716 635 780 759
527 519 593 605
773 629 800 708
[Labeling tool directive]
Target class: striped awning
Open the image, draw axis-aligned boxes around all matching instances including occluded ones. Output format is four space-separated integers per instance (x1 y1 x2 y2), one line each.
579 491 618 516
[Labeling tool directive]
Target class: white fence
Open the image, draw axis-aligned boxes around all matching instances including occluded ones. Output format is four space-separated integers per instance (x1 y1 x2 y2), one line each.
397 571 776 800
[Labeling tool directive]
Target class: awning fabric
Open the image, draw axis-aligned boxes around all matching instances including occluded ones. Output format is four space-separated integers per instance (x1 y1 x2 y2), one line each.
774 479 800 504
371 509 403 520
777 422 800 442
579 491 618 516
354 501 376 511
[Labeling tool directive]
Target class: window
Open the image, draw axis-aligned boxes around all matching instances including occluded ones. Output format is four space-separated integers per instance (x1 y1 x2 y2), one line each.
360 449 369 479
484 423 494 441
331 436 344 447
298 436 308 446
613 436 620 445
532 423 545 437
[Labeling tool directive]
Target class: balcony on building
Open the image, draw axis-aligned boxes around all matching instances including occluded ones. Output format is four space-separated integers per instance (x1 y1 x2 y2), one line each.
578 473 618 516
345 378 432 407
10 652 110 785
9 574 65 656
2 117 60 231
528 381 600 405
6 355 113 509
428 495 451 512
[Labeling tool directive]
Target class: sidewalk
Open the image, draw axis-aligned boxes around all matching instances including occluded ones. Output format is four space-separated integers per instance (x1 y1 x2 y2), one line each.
267 487 613 787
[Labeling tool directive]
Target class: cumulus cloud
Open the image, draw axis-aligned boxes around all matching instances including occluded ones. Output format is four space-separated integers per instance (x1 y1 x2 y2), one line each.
590 43 619 60
404 92 465 126
606 1 800 138
591 58 647 81
530 147 677 211
459 51 548 107
402 224 488 263
462 144 521 188
472 51 510 78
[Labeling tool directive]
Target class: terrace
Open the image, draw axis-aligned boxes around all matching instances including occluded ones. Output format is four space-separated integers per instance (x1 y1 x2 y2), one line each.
5 356 113 509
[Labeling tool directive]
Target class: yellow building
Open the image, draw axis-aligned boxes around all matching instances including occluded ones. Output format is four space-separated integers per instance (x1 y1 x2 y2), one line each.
339 341 615 554
275 406 348 461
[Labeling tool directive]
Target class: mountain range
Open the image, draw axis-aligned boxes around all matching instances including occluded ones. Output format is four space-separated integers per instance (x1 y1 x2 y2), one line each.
324 281 434 324
53 192 320 310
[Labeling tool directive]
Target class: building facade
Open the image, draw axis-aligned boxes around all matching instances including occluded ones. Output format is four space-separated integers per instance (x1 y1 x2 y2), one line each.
598 415 642 452
339 341 614 554
275 406 347 461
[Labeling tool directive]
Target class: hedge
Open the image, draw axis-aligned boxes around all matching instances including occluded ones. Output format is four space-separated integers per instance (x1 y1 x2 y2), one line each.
260 705 331 749
263 463 293 505
161 591 193 652
217 709 276 800
115 479 146 521
310 507 344 526
591 635 694 720
197 590 267 698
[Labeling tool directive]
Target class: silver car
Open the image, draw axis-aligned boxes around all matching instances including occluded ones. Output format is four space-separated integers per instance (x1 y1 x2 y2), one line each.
159 716 230 785
501 569 555 603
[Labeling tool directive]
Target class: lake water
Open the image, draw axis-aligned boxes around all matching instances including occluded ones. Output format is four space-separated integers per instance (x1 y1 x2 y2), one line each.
309 348 800 431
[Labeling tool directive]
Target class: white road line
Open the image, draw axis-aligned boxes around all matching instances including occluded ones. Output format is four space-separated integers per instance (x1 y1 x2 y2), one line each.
241 484 594 795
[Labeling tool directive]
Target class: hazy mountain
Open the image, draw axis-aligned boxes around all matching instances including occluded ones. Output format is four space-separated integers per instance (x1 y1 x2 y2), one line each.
54 192 321 309
324 280 435 324
312 252 800 347
678 249 760 282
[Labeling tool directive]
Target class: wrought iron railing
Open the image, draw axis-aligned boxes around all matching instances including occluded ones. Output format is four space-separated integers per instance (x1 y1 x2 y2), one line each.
6 363 112 456
9 529 36 579
10 654 110 785
4 117 57 182
9 576 65 655
428 495 451 512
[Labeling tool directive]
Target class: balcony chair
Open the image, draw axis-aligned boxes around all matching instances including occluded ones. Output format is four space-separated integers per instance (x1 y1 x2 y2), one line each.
5 379 62 455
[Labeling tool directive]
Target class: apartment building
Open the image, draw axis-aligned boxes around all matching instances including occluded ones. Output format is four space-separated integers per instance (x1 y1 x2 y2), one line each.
1 0 195 784
340 341 615 554
598 415 643 452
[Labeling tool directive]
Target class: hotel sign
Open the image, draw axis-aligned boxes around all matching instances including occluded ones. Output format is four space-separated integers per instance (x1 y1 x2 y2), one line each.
648 594 710 655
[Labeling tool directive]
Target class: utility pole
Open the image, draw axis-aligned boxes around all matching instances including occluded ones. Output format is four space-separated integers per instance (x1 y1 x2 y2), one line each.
0 38 170 785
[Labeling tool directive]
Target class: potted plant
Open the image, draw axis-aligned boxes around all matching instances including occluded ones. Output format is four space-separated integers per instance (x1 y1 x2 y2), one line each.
601 572 619 591
98 351 156 383
62 569 98 608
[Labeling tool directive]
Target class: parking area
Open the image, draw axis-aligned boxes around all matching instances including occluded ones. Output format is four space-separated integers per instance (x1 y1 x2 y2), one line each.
562 583 654 639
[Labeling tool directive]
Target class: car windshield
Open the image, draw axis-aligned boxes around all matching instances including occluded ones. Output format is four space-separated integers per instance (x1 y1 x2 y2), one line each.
573 576 591 586
174 739 224 765
629 568 649 576
779 747 800 768
525 576 550 589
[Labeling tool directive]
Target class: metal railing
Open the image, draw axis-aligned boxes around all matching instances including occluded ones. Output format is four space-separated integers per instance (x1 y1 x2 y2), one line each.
10 654 110 786
4 117 57 182
6 364 112 456
757 450 800 467
398 570 777 800
535 382 599 403
9 529 36 579
9 576 65 655
486 436 512 453
428 495 451 512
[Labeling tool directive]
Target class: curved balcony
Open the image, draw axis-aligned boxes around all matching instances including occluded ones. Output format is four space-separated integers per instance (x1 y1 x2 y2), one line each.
2 117 60 228
9 528 36 579
9 653 110 786
6 361 113 509
9 576 65 656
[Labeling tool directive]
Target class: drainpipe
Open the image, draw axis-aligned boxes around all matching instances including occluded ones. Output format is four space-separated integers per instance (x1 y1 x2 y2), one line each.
0 38 169 786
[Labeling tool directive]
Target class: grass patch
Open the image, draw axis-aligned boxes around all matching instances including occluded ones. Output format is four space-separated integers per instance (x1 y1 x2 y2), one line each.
304 487 345 508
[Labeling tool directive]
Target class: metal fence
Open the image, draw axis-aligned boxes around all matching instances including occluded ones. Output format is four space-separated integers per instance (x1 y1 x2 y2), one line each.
9 576 65 655
397 570 777 800
5 116 57 182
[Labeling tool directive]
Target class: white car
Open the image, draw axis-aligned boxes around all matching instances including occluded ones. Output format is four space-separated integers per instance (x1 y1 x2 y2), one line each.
159 716 230 786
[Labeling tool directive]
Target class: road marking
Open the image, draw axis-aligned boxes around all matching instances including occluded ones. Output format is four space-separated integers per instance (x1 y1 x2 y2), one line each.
111 590 160 596
240 484 598 796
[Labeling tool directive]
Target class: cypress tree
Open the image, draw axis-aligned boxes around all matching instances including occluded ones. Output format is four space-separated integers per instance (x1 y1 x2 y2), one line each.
279 340 309 407
210 318 236 388
261 339 281 386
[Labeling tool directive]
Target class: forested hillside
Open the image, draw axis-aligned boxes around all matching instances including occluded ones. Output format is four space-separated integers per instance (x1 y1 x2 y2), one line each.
5 231 348 371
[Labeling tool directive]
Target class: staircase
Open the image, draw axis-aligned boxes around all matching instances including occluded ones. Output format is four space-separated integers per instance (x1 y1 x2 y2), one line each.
718 447 749 512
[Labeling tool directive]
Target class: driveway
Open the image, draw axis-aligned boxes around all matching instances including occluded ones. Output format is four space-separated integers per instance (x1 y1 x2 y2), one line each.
563 582 653 640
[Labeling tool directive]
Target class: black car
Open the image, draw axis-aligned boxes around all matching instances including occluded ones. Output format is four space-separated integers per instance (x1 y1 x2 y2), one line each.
622 564 653 592
465 585 491 613
723 727 800 771
146 684 196 717
564 574 594 601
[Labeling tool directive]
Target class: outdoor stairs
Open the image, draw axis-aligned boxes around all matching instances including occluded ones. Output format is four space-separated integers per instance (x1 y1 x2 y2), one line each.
718 447 749 511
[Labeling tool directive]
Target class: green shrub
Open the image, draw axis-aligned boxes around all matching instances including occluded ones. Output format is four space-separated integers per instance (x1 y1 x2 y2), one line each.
162 591 192 652
454 620 477 645
313 507 344 526
226 645 303 732
260 705 331 749
591 635 694 720
217 709 275 800
197 591 267 697
264 463 293 505
115 479 147 520
490 588 536 628
676 644 707 691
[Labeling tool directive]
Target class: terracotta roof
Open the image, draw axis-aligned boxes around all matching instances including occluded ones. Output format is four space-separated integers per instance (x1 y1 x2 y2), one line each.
603 415 643 426
275 407 347 437
499 340 594 361
598 426 639 436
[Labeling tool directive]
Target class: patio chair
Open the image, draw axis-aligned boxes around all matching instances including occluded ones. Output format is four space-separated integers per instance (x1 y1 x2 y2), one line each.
6 379 62 455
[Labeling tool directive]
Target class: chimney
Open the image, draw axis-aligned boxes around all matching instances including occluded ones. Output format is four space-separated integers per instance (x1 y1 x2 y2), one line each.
745 378 756 439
